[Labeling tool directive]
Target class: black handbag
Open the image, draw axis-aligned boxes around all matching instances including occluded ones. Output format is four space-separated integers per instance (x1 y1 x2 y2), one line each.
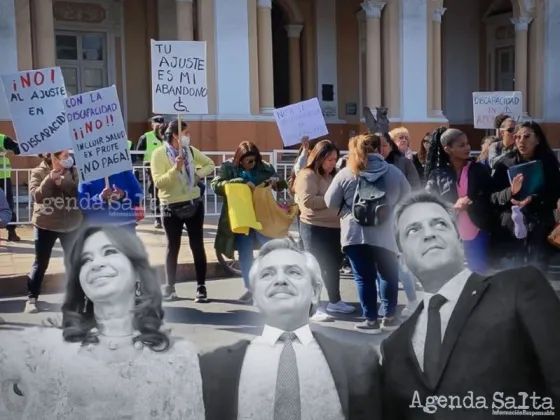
166 199 201 220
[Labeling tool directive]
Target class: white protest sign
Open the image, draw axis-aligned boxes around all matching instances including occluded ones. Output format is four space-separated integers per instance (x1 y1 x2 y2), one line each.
472 91 523 129
0 67 72 155
151 40 208 115
64 85 132 182
273 98 329 147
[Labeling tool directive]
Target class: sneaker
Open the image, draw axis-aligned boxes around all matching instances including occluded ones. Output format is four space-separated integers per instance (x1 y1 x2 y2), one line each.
24 298 39 314
381 317 400 331
354 319 382 334
195 285 208 303
340 266 352 275
238 290 253 304
7 231 20 242
401 301 419 318
154 219 162 229
310 308 334 322
326 301 355 314
161 286 177 301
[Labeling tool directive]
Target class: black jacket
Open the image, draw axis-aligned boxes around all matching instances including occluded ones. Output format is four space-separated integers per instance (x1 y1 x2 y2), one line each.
425 161 495 231
381 267 560 420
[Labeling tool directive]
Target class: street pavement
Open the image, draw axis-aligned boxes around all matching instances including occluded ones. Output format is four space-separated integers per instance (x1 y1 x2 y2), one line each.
0 275 410 353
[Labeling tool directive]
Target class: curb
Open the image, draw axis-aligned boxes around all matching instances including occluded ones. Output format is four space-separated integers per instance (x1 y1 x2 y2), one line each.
0 261 232 298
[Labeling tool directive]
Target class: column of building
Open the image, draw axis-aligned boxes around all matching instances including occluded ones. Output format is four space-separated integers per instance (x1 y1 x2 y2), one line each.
511 16 533 116
432 7 446 117
361 1 385 110
257 0 275 113
31 0 56 68
176 0 194 41
286 24 303 104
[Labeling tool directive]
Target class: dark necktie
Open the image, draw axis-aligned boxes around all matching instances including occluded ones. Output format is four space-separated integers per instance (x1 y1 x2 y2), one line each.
423 294 447 388
274 332 301 420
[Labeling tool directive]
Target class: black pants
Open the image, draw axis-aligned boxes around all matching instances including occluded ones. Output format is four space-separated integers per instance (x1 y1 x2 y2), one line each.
147 169 161 216
28 227 77 299
162 201 206 287
1 177 16 233
299 221 342 303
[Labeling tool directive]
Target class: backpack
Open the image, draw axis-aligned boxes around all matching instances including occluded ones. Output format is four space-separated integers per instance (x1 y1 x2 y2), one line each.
350 175 391 227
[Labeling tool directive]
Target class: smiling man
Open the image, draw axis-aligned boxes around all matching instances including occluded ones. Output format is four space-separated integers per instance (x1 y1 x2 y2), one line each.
199 238 381 420
380 191 560 420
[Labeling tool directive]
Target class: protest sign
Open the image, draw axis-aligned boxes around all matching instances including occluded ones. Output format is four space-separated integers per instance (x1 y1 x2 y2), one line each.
472 91 523 129
273 98 329 147
1 67 72 155
151 40 208 115
64 85 132 182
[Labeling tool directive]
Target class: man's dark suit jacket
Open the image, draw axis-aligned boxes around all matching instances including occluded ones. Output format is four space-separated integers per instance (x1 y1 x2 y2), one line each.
199 328 382 420
381 266 560 420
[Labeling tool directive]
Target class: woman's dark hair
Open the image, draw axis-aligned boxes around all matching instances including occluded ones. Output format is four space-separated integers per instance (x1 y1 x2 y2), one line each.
494 113 512 129
233 141 263 167
158 119 188 143
417 132 431 163
61 225 170 352
302 140 339 176
38 151 65 166
378 132 402 163
516 121 556 161
424 127 466 180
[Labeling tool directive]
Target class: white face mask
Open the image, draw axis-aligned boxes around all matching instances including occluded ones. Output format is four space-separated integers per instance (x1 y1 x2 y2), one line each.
181 136 190 147
60 158 74 169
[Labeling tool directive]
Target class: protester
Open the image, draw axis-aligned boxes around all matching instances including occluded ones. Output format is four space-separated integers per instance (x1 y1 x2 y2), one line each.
379 132 421 189
0 225 206 419
211 141 286 304
78 167 142 233
382 191 560 419
389 126 414 159
294 140 355 319
151 119 215 302
287 136 310 250
0 132 21 241
412 132 430 182
135 115 165 228
0 186 11 228
325 133 411 333
477 135 499 167
488 113 517 169
491 121 560 273
25 151 83 313
199 239 381 420
424 127 494 274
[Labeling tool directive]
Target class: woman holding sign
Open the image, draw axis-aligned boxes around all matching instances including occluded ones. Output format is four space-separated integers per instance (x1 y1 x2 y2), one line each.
490 121 560 273
151 119 215 302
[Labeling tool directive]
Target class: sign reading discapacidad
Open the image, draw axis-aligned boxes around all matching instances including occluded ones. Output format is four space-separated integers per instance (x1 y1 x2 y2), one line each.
472 91 523 129
1 67 72 155
64 85 132 182
150 40 209 115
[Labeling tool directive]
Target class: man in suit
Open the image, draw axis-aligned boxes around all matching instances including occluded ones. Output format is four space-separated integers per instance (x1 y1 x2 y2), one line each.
381 191 560 419
199 238 381 420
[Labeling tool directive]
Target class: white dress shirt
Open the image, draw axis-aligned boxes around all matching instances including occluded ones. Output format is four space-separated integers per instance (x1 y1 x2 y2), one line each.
412 269 472 371
237 324 345 420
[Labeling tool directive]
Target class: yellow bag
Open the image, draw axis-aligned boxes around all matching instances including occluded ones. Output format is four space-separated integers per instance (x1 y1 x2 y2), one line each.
253 185 298 239
225 183 262 234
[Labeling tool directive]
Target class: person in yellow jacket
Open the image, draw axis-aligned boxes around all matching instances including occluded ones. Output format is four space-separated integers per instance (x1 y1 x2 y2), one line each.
151 119 215 302
0 133 21 241
136 115 164 228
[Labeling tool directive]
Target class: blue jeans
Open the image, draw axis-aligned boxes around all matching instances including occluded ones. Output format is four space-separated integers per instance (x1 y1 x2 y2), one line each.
235 229 269 289
345 244 399 320
463 230 489 274
377 266 417 316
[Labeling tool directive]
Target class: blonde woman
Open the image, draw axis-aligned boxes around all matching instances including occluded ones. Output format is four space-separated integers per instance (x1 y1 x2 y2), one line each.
325 133 411 333
389 127 413 159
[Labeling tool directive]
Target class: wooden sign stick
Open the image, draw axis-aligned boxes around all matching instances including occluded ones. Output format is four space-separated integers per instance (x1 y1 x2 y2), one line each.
177 114 183 158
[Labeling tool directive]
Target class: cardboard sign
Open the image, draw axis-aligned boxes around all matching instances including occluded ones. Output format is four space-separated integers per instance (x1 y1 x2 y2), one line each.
151 40 209 115
64 85 132 182
472 91 523 129
0 67 72 155
274 98 329 147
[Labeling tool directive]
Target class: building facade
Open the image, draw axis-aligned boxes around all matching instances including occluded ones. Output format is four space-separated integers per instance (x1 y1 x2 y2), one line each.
0 0 559 156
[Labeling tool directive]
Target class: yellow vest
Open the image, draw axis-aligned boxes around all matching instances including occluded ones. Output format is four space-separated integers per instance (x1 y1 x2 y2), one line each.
144 131 162 162
0 134 11 179
127 140 132 150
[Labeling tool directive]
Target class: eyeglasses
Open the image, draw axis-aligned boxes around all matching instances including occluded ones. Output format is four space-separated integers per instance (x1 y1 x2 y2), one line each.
500 127 515 134
244 159 256 165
